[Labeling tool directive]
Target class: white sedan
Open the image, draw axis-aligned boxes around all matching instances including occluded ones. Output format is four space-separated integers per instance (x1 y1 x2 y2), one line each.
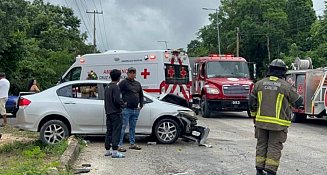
16 80 209 144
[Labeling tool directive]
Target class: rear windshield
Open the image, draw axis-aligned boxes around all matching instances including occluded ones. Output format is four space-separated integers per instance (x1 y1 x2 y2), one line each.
164 64 189 84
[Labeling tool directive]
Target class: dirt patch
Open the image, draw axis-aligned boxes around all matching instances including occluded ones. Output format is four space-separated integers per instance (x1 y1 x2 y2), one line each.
0 133 36 146
0 126 39 147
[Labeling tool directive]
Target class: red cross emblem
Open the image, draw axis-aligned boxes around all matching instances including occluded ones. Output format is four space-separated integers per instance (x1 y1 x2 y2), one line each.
141 69 150 79
180 67 187 78
168 66 175 78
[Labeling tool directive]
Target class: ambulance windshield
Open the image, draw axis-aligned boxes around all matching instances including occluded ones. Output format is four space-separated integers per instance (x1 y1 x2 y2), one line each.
207 61 250 78
164 64 189 84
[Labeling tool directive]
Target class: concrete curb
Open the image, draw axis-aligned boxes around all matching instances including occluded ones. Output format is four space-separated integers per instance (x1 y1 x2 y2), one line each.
59 136 80 171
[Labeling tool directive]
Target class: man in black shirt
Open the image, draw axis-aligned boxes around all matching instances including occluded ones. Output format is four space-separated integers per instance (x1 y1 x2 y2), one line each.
104 69 125 158
118 67 144 151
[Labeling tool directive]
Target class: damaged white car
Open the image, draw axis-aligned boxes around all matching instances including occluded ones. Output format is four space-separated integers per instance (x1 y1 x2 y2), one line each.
16 80 209 144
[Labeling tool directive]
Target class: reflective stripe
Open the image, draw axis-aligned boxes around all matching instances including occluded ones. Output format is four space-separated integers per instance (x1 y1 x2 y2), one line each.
256 156 266 163
256 115 291 126
258 91 262 116
276 93 284 119
266 158 279 166
269 76 279 81
256 89 290 126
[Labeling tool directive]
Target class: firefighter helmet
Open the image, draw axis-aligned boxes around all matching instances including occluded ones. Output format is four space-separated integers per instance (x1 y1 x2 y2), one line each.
87 70 98 80
267 59 287 78
269 59 287 69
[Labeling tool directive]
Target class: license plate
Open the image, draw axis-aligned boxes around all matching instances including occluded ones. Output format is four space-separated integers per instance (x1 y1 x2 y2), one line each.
232 101 240 105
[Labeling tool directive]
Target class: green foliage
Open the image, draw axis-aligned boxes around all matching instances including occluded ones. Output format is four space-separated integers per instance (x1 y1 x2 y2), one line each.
0 0 95 94
188 0 322 77
0 140 70 174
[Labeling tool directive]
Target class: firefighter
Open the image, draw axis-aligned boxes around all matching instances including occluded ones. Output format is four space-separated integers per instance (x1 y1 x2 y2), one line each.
249 59 303 175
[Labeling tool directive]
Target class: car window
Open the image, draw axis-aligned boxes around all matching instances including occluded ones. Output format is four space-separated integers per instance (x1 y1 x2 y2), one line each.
62 67 81 82
57 83 100 100
57 85 73 97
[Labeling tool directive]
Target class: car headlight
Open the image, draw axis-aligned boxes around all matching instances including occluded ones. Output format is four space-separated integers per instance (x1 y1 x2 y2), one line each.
206 87 220 94
178 110 197 120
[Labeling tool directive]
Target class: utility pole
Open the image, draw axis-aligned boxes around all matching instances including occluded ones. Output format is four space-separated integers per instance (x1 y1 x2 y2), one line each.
86 10 103 51
236 27 240 57
266 34 271 63
202 7 221 55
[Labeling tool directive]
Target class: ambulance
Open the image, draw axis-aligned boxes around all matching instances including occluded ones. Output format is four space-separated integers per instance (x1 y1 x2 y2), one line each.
60 50 192 101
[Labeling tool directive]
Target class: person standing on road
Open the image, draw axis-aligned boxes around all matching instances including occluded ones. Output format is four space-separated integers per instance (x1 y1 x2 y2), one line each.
249 59 303 175
28 79 40 93
104 69 125 158
118 67 144 152
0 72 10 127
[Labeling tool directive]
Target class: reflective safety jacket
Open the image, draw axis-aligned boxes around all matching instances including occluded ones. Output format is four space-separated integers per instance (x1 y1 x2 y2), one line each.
249 76 302 131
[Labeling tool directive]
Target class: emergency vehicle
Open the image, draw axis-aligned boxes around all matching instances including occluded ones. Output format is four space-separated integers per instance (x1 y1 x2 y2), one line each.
60 50 192 101
286 57 327 122
191 54 254 118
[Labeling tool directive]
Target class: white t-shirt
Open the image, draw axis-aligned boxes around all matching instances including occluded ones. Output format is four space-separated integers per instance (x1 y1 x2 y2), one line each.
0 78 10 98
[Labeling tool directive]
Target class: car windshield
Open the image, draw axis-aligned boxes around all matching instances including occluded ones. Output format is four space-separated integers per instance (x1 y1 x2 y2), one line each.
207 61 250 78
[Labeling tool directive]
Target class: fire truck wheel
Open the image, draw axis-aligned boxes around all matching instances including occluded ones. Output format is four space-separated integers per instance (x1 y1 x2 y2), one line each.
201 96 211 118
154 118 181 144
292 112 307 123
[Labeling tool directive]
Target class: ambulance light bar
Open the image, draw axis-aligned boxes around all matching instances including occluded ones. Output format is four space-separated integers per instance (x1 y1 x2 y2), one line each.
209 54 234 57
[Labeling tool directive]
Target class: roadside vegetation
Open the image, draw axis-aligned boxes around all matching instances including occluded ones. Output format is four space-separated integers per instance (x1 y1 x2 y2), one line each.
0 126 71 174
188 0 327 77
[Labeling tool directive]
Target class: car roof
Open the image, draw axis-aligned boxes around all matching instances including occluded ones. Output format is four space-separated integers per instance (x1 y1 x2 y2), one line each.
60 80 109 86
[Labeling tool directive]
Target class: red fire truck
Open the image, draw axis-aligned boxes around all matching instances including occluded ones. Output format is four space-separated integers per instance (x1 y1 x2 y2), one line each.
191 54 254 117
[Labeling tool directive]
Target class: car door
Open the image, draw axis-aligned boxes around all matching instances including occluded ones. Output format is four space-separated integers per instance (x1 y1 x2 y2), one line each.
57 83 105 134
135 95 152 134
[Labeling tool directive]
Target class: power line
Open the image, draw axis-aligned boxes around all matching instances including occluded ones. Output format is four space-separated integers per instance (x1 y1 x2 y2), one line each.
99 0 109 50
80 0 93 30
73 0 92 40
97 14 105 51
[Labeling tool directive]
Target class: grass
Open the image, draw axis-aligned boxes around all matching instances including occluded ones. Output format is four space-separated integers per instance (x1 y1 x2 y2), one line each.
0 126 72 175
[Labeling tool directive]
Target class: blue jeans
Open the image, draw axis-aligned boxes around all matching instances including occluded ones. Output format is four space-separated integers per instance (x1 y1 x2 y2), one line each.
119 108 140 146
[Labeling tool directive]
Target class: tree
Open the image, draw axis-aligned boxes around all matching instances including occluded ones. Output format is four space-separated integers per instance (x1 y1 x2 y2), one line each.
286 0 316 51
0 0 95 94
188 0 321 76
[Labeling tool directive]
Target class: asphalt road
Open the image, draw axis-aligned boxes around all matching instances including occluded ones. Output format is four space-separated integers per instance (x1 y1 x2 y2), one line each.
74 112 327 175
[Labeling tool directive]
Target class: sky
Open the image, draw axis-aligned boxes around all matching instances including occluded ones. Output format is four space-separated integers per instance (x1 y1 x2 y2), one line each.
42 0 325 52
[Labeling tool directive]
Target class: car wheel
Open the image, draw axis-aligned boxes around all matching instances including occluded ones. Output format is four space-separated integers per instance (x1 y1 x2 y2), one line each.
40 120 69 144
292 112 307 123
154 118 180 144
201 96 210 118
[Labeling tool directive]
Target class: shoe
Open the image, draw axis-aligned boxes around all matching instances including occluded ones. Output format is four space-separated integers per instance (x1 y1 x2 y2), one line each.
129 144 142 150
265 169 276 175
0 133 2 139
104 150 112 156
256 169 266 175
112 152 125 158
199 127 210 145
117 147 127 152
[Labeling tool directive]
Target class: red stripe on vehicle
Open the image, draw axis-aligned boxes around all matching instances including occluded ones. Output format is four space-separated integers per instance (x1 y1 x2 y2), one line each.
144 89 160 93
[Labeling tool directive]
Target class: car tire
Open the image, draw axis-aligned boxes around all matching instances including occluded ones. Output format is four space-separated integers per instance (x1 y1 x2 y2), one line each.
292 112 307 123
40 120 69 144
201 96 210 118
154 118 181 144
